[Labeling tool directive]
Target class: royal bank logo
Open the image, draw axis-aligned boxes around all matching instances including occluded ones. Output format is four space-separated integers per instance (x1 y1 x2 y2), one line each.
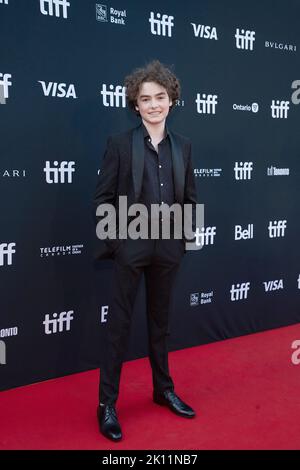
96 4 127 25
100 84 126 107
196 93 218 114
190 293 199 306
235 28 255 50
40 0 70 19
0 242 16 266
149 11 174 37
0 73 12 104
38 81 77 98
233 102 259 113
44 161 75 183
194 168 222 178
190 291 214 306
40 245 83 257
230 282 250 301
267 166 290 176
234 162 253 180
270 100 289 118
96 3 107 21
268 220 287 238
43 310 74 334
191 23 218 40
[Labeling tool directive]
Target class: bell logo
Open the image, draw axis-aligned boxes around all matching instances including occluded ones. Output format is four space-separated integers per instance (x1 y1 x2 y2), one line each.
43 311 74 334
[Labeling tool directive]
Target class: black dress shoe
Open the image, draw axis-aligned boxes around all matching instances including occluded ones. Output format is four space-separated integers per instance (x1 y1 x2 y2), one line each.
97 405 122 441
153 390 196 418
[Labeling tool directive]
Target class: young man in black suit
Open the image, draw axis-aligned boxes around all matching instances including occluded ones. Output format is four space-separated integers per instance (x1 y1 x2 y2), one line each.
94 60 198 441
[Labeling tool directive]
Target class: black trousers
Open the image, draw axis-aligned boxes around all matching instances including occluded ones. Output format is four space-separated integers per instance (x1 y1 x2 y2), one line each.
99 237 185 405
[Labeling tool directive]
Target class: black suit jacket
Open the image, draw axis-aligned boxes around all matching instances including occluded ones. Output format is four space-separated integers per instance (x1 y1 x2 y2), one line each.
93 122 197 260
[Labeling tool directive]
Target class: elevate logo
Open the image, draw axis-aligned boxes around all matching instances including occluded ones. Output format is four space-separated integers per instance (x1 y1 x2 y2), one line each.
0 73 12 104
270 100 289 118
39 0 70 19
268 220 287 238
235 28 255 50
263 279 284 292
38 81 77 98
195 93 218 114
44 161 75 183
234 162 253 180
230 282 250 301
43 310 74 334
100 84 126 107
191 23 218 40
0 242 16 266
194 168 222 178
149 11 174 37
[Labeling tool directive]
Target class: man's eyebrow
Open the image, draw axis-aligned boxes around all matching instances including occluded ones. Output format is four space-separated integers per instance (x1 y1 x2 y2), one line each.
139 92 167 98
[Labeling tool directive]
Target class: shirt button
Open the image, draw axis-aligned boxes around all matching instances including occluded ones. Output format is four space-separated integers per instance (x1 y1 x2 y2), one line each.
159 165 162 168
161 183 163 186
161 201 164 204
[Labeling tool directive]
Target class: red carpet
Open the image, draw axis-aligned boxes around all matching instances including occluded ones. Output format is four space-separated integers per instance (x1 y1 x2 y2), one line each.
1 324 300 450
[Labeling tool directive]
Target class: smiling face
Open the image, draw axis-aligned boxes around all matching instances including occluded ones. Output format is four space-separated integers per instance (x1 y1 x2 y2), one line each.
135 81 173 127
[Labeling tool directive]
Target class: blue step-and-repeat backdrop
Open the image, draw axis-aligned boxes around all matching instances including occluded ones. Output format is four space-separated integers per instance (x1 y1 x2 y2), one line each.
1 0 300 390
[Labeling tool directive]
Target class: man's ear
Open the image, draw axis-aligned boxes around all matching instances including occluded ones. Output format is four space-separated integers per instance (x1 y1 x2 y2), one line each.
135 104 139 112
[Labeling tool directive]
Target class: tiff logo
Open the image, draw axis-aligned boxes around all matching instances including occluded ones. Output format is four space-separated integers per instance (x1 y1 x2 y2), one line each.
44 161 75 183
230 282 250 301
235 28 255 50
40 0 70 18
38 81 77 98
196 93 218 114
149 11 174 37
0 0 9 5
268 220 287 238
0 73 12 104
43 310 74 334
196 227 216 246
0 340 6 365
234 162 253 180
0 242 16 266
270 100 289 118
100 84 126 107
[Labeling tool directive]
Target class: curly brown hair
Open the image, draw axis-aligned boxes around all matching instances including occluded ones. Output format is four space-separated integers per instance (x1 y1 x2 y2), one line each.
124 60 181 115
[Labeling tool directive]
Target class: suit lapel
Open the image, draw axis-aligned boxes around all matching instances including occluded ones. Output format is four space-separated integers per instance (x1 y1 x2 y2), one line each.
132 123 185 204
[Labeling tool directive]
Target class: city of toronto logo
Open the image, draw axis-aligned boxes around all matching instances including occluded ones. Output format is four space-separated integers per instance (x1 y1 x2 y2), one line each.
95 197 204 251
